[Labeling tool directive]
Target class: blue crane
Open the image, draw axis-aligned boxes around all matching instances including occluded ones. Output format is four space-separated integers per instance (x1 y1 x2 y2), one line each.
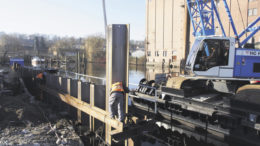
186 0 260 47
170 0 260 95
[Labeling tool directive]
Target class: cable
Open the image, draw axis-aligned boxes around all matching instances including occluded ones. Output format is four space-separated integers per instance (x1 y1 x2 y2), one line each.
236 0 246 31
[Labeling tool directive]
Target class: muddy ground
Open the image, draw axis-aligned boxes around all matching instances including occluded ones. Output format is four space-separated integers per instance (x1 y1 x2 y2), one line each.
0 93 85 145
0 67 84 145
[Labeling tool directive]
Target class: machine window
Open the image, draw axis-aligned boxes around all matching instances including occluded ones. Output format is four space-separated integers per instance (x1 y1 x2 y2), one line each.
253 63 260 73
194 39 230 71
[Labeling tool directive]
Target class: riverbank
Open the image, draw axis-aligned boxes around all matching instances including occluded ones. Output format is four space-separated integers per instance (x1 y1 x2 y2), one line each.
0 66 84 145
129 56 146 66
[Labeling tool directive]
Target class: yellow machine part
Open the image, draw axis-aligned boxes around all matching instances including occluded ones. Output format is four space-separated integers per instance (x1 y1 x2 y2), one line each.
235 84 260 105
166 76 188 90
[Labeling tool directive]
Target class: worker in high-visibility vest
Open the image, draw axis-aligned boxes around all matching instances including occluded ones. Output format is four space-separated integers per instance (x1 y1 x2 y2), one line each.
36 72 46 85
109 82 129 122
36 72 43 80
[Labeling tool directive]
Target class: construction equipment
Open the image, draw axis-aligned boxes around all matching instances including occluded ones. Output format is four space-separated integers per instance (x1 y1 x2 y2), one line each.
166 0 260 98
128 1 260 145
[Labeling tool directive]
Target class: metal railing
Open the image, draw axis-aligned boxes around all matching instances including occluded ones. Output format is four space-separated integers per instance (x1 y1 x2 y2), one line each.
130 84 159 114
59 70 141 87
24 66 140 86
58 70 106 85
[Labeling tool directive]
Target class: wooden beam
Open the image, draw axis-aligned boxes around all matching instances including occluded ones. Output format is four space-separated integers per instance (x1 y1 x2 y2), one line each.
90 84 95 132
67 78 71 112
41 86 123 131
67 78 71 95
77 81 82 123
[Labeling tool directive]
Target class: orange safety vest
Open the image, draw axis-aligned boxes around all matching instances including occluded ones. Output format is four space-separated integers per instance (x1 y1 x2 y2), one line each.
36 73 43 79
111 82 124 93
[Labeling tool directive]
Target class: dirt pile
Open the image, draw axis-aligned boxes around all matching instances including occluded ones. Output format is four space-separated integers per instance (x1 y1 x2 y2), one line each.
0 92 83 145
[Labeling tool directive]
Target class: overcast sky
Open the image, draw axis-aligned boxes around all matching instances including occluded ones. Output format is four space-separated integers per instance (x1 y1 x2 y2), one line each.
0 0 145 40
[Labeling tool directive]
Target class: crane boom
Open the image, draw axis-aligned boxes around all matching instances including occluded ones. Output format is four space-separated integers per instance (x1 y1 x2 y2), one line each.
186 0 260 47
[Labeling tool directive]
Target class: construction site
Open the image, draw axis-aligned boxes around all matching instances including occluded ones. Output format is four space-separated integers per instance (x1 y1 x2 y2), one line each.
1 0 260 146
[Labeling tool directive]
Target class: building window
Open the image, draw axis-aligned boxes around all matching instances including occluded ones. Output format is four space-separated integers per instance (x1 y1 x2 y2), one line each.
253 8 258 15
147 51 151 56
249 9 253 16
163 51 167 57
155 51 159 57
249 8 258 16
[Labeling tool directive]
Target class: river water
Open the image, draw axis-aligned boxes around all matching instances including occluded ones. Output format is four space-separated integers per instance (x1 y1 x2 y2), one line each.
77 63 172 87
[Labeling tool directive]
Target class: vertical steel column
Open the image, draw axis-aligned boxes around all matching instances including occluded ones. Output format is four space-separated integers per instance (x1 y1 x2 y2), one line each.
183 2 191 62
105 24 129 144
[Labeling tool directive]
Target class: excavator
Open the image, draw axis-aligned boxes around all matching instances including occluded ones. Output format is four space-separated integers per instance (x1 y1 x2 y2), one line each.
165 0 260 105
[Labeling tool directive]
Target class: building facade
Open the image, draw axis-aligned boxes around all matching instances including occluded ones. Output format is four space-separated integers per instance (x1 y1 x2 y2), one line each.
145 0 260 67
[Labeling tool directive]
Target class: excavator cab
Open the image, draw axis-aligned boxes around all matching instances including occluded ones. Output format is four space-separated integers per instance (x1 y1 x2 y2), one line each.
185 37 236 78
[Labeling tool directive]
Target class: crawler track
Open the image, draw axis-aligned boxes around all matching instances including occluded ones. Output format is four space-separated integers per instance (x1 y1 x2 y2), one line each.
130 91 260 146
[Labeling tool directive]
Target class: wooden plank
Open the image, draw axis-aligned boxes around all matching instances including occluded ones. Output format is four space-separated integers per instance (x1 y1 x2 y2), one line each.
67 78 71 95
67 78 71 112
90 84 95 131
128 139 135 146
59 77 62 88
77 81 82 123
41 86 123 131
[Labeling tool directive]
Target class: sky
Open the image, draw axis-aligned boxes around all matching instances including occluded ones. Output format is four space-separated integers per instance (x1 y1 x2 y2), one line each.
0 0 145 40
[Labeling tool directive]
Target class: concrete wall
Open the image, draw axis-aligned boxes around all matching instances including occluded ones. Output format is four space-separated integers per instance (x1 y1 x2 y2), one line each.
146 0 186 67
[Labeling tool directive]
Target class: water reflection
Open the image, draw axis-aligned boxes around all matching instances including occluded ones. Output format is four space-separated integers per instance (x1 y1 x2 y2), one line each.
84 63 106 78
61 62 178 87
129 65 146 89
80 63 172 85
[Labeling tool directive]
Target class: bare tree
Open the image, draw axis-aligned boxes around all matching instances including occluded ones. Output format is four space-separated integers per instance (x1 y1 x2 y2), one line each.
84 35 105 62
0 34 22 63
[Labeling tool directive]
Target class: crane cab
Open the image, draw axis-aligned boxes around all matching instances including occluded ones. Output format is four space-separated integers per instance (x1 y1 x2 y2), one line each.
234 48 260 78
185 37 236 78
